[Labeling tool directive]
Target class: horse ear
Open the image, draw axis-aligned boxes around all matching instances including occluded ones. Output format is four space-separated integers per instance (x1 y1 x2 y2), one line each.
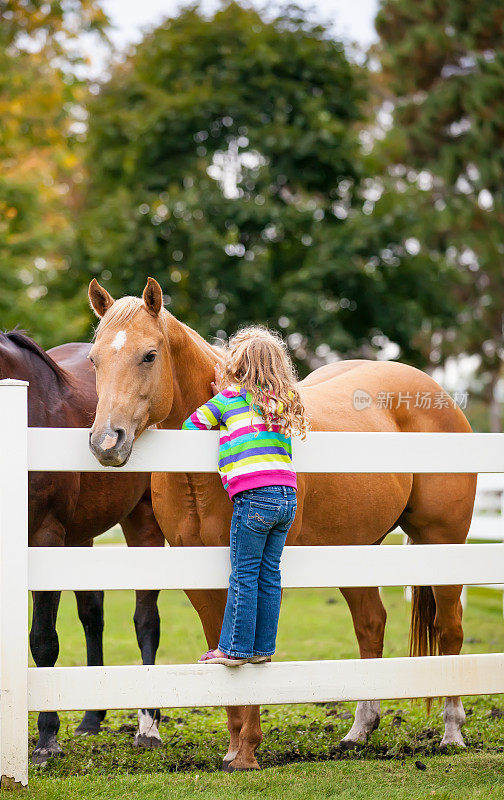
89 279 115 318
142 277 163 316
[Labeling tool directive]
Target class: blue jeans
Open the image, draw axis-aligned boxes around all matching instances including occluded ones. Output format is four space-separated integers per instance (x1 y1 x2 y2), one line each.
219 486 297 658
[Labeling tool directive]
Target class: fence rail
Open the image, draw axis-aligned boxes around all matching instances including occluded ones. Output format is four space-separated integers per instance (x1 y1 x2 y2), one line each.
1 379 503 787
27 426 504 473
28 654 504 711
29 543 504 591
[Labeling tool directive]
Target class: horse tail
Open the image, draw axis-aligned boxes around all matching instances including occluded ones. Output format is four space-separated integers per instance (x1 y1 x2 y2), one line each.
409 585 438 659
409 584 439 712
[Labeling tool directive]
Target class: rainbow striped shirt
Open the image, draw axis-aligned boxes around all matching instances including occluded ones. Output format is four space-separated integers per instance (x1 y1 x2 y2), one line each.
182 385 297 499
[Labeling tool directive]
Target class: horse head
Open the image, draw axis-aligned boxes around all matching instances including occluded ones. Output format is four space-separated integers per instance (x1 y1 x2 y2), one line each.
88 277 177 466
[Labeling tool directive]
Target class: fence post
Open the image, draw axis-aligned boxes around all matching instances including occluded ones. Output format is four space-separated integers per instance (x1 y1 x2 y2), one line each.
0 380 29 788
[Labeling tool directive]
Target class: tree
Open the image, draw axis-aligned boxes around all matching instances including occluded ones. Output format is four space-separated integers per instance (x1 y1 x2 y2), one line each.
72 1 457 373
0 0 108 346
376 0 504 428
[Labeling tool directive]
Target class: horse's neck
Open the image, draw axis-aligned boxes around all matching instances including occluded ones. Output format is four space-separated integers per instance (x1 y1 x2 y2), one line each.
1 351 87 427
33 374 91 428
160 312 221 428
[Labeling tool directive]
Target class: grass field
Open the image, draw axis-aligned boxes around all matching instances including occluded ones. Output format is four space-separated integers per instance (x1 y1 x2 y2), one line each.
21 756 504 800
24 547 504 798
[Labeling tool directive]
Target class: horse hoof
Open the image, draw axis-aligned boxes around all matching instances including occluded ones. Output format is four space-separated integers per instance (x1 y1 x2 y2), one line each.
225 761 260 772
338 738 358 751
31 744 64 765
133 733 163 749
75 711 106 736
75 724 101 736
439 740 466 752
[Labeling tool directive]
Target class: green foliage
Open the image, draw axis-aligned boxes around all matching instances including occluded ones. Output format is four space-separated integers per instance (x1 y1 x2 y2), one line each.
87 3 362 194
376 0 504 421
0 0 108 346
1 0 485 371
72 2 457 371
72 2 362 369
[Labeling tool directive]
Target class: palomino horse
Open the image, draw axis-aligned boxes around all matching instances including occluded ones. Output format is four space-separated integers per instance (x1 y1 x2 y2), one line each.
88 278 476 771
0 331 165 763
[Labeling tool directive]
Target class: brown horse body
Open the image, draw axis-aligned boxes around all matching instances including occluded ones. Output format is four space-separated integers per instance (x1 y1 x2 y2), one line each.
0 332 165 763
88 279 476 770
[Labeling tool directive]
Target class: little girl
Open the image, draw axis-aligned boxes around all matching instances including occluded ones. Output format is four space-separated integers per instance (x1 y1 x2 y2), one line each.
182 326 309 665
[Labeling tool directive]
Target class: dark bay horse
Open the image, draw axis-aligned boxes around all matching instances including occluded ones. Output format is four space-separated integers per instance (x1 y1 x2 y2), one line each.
87 278 476 771
0 331 165 763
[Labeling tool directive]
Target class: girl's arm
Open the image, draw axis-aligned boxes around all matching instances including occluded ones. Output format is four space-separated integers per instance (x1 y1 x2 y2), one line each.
182 393 226 430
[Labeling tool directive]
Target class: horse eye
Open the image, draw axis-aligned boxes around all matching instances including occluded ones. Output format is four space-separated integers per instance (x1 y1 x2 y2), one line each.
143 351 156 363
88 355 95 366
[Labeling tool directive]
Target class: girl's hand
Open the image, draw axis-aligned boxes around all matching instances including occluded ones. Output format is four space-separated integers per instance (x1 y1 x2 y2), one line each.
211 363 223 396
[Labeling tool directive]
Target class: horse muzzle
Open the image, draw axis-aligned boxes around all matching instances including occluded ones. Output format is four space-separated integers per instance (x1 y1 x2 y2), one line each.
89 426 133 467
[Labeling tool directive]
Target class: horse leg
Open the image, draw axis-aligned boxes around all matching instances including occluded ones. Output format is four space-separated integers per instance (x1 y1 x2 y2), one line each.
121 500 164 748
185 588 261 770
401 499 471 749
30 591 63 764
222 705 246 770
339 586 386 749
133 589 162 748
225 706 262 772
432 585 466 748
74 589 107 735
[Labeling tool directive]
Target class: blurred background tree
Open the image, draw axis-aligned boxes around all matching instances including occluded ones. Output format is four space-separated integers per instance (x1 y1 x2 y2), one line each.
376 0 504 428
1 0 502 428
70 1 457 373
0 0 108 345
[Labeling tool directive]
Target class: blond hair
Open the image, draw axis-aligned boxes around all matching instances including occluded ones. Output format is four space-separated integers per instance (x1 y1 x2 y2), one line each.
219 326 309 439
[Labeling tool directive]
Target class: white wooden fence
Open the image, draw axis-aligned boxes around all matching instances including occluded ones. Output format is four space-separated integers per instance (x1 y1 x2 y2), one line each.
1 379 504 787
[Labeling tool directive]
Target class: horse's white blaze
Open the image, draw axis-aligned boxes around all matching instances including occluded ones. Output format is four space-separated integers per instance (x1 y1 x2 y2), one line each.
137 709 161 740
111 330 127 351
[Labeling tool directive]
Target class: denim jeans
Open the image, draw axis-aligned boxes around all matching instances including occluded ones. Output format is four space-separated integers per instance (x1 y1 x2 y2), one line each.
219 485 297 658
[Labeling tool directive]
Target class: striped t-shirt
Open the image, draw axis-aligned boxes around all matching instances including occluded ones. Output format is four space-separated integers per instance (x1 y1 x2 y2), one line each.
182 385 297 499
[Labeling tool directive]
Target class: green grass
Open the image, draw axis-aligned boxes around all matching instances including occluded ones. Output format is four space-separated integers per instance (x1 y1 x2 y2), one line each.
20 756 504 799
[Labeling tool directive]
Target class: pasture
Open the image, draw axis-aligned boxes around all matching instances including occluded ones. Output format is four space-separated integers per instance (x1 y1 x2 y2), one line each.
27 571 504 798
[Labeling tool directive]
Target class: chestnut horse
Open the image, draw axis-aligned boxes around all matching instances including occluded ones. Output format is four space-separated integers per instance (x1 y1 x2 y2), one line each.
0 331 165 763
88 278 476 771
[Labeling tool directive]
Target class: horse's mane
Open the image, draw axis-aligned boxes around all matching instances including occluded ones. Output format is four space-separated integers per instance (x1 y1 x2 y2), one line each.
95 297 143 335
0 330 73 388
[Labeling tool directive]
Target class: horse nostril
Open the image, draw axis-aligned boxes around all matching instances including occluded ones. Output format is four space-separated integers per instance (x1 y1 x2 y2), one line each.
114 427 126 448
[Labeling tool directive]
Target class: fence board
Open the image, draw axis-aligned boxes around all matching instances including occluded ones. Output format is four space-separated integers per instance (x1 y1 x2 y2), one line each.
476 473 504 491
0 381 29 787
28 653 504 712
27 428 504 473
28 543 504 591
467 518 504 540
